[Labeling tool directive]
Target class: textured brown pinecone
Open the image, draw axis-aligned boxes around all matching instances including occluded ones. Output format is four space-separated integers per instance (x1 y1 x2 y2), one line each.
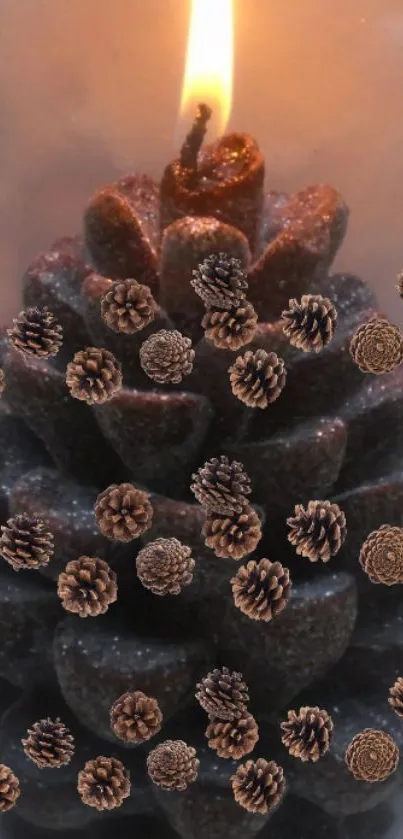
345 729 399 782
206 712 259 760
147 740 199 791
231 558 292 622
139 329 194 384
388 677 403 718
94 483 153 542
287 499 347 562
191 253 248 310
66 346 122 405
349 316 403 374
396 271 403 299
101 277 156 334
7 306 63 358
57 556 118 618
0 368 5 396
110 690 163 744
77 756 131 811
202 302 258 351
136 537 195 596
0 513 54 571
229 349 287 409
280 706 333 762
202 505 262 560
22 717 75 769
359 524 403 585
231 758 286 815
281 294 338 353
191 455 252 515
0 764 20 812
195 666 249 720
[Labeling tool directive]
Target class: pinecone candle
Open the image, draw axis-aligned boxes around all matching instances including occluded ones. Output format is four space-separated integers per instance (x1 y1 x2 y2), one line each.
281 294 338 353
280 706 333 762
287 499 347 562
206 712 259 760
196 666 249 720
202 505 262 560
345 729 399 782
231 758 285 815
388 677 403 718
101 278 156 334
0 765 20 812
66 346 122 405
191 253 248 310
94 483 153 541
359 524 403 585
22 717 75 768
349 316 403 374
229 349 287 408
147 740 199 791
136 537 195 595
202 301 258 351
231 558 292 622
139 329 195 384
110 690 163 744
7 306 63 358
57 556 118 618
77 756 131 811
0 513 54 571
191 455 252 515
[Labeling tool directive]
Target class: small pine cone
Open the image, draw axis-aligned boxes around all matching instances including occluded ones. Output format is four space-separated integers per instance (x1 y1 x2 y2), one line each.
101 278 156 334
287 500 347 562
280 706 333 763
389 677 403 718
57 556 117 618
396 271 403 300
202 302 258 351
147 740 199 791
228 349 286 409
110 690 162 744
136 537 194 596
0 764 20 812
281 294 338 353
191 253 248 310
345 729 399 782
359 524 403 585
231 558 292 622
8 306 63 358
77 756 131 811
0 368 5 396
195 666 249 720
202 505 262 560
206 712 259 760
22 718 75 769
0 513 54 571
94 483 153 542
139 329 194 384
231 758 286 815
191 455 252 516
349 316 403 374
66 346 122 405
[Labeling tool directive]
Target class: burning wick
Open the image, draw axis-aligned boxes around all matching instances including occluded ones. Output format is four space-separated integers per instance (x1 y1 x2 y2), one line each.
179 103 212 185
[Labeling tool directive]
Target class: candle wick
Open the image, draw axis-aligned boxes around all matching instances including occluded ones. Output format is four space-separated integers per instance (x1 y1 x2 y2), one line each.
180 103 212 182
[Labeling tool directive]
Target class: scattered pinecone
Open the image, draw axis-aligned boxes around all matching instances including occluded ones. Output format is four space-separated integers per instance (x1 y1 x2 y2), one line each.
7 306 63 358
195 666 249 720
0 764 20 812
231 558 292 622
22 718 75 769
345 729 399 782
287 499 347 562
191 455 252 516
228 349 287 409
191 253 248 310
57 556 118 618
281 294 338 353
202 302 258 351
77 756 131 811
136 537 195 596
231 758 286 815
388 677 403 718
147 740 199 791
280 706 333 762
66 346 122 405
349 316 403 374
359 524 403 585
206 712 259 760
202 505 262 560
101 278 156 334
0 513 54 571
110 690 163 744
0 368 5 396
396 271 403 300
94 483 153 542
139 329 194 384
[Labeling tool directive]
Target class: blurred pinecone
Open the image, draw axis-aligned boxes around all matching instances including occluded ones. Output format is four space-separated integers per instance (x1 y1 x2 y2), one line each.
205 712 259 759
77 756 131 810
231 758 285 814
231 558 292 622
147 739 199 791
196 666 249 720
280 706 333 762
22 717 74 768
110 690 163 744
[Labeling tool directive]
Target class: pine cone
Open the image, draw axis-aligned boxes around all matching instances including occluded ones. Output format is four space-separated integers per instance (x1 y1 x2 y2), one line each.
206 712 259 760
22 718 75 769
202 505 262 560
202 302 258 351
0 764 20 812
191 455 252 515
231 558 292 622
228 349 287 409
345 729 399 782
0 513 54 571
94 483 153 541
139 329 194 384
101 277 156 334
281 294 338 353
287 499 347 562
349 316 403 374
396 270 403 299
136 537 195 596
110 690 163 744
388 677 403 718
231 758 286 815
77 756 131 811
195 666 249 720
66 346 122 405
280 706 333 762
147 739 199 791
57 556 118 618
191 253 248 310
7 306 63 358
359 524 403 585
0 368 5 396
